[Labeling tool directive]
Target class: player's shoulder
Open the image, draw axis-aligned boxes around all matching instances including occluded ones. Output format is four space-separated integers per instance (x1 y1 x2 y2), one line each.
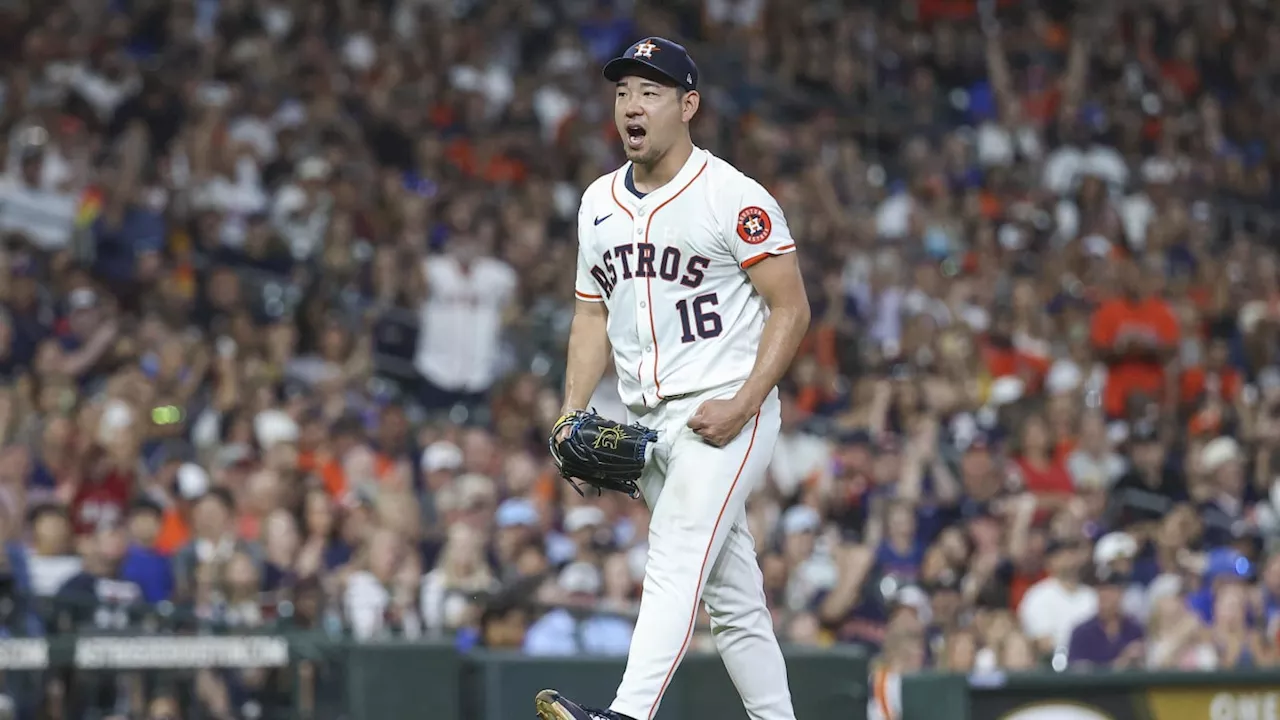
701 151 777 202
580 168 623 208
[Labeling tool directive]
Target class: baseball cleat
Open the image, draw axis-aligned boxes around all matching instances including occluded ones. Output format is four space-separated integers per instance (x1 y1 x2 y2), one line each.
535 689 631 720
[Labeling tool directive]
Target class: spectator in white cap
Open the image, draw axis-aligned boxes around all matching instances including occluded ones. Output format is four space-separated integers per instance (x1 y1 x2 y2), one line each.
523 561 632 657
254 408 299 453
455 473 498 522
890 585 933 627
1044 358 1084 398
556 505 607 566
176 462 211 501
779 504 833 612
1093 531 1147 621
420 440 463 490
1197 436 1248 547
416 440 465 530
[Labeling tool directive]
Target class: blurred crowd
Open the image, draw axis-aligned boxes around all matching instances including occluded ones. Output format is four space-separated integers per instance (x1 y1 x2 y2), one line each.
1 0 1280 715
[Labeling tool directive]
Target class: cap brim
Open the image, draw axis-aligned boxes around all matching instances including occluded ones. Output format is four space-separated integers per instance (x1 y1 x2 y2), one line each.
603 57 680 87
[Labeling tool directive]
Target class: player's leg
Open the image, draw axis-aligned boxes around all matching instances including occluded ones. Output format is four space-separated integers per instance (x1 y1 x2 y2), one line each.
535 418 674 720
609 392 780 720
537 407 676 720
701 519 796 720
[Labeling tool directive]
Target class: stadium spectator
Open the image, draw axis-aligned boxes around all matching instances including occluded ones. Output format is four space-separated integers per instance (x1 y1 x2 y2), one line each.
1066 565 1145 668
1018 538 1096 654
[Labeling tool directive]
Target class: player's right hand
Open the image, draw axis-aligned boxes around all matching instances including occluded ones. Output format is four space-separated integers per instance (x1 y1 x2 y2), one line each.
687 397 754 447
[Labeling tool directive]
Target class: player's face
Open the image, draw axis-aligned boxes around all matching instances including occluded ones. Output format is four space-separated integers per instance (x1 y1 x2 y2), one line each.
614 75 694 165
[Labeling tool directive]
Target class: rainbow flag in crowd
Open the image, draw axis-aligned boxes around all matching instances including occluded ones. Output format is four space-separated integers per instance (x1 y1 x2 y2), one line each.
76 186 104 228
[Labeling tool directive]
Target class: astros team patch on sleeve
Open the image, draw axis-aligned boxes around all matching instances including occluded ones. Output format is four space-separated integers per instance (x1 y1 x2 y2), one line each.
736 206 772 244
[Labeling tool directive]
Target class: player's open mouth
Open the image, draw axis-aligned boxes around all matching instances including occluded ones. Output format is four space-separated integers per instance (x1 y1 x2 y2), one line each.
626 124 646 149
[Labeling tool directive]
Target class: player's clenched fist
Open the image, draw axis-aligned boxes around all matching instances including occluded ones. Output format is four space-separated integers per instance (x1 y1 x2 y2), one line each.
687 398 755 447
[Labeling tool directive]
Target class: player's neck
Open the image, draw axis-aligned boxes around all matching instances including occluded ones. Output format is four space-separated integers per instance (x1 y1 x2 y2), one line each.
631 137 694 193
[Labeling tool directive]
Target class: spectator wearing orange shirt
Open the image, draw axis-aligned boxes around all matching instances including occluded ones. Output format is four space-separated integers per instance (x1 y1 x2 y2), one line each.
1090 258 1179 418
154 461 216 556
1011 413 1074 519
983 309 1051 391
1180 333 1242 409
299 416 373 503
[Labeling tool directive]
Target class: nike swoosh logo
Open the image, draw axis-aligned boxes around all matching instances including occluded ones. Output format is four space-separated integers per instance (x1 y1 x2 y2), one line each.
594 214 612 226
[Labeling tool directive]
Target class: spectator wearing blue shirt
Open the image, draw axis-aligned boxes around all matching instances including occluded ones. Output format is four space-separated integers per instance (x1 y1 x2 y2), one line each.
1263 554 1280 638
876 499 925 585
119 499 173 604
91 197 166 285
0 526 41 638
1188 548 1253 624
90 127 167 312
523 562 632 657
1 253 51 373
25 417 76 506
56 288 120 388
1067 566 1145 668
579 0 635 64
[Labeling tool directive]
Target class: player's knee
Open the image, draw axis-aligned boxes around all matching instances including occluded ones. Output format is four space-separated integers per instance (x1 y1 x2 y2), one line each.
649 514 713 549
704 597 766 631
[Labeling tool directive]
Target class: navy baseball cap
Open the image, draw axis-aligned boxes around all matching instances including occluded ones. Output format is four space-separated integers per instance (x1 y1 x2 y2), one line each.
603 37 699 92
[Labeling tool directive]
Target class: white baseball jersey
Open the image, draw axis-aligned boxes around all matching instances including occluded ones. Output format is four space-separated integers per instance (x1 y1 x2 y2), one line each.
574 147 796 410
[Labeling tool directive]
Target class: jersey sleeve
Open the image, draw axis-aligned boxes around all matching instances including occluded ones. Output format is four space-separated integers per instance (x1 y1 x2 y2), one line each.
574 203 605 303
724 177 797 269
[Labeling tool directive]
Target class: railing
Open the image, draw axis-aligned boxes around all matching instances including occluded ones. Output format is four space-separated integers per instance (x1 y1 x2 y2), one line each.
0 635 867 720
902 670 1280 720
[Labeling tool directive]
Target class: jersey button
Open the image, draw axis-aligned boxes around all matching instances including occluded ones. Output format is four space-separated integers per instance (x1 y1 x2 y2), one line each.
639 301 646 308
646 346 653 353
638 208 647 217
635 228 642 236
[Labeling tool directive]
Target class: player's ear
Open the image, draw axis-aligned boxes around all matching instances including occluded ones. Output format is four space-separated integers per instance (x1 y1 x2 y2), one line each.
681 89 700 123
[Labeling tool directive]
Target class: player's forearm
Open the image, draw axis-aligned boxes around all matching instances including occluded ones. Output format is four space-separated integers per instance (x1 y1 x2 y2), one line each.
561 304 611 412
734 302 810 411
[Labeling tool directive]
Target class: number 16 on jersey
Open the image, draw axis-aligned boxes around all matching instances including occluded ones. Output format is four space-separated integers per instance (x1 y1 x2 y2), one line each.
675 293 721 343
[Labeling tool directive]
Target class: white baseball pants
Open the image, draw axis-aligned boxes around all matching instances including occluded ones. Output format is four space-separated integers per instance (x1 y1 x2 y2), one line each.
611 387 796 720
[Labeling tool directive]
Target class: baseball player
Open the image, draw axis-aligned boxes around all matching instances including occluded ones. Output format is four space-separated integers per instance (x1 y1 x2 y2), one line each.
537 37 810 720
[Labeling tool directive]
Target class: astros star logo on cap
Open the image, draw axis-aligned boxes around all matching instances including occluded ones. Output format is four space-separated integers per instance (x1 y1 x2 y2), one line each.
633 40 659 58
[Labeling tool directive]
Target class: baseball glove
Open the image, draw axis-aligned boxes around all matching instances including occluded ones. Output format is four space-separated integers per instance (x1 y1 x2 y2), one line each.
549 410 657 499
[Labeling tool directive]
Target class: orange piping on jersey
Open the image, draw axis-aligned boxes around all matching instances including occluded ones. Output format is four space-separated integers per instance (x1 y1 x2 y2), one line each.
646 412 760 720
575 290 602 300
642 160 708 402
635 357 647 409
873 666 894 720
740 243 796 269
610 171 635 219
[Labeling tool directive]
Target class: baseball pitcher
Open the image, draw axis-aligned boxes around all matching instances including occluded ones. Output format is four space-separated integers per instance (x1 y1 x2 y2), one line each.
539 37 810 720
